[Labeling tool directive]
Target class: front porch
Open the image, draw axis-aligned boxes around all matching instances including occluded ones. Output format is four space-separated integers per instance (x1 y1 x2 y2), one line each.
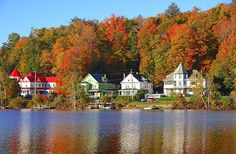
119 89 138 96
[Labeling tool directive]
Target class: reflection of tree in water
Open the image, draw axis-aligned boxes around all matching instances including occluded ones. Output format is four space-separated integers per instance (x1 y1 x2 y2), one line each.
2 111 236 153
96 111 122 153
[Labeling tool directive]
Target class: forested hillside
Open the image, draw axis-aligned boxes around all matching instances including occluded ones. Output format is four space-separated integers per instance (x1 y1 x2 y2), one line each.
0 2 235 96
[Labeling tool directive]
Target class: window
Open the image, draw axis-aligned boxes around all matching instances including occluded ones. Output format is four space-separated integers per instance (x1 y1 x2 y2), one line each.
179 81 182 86
179 75 181 79
184 81 187 86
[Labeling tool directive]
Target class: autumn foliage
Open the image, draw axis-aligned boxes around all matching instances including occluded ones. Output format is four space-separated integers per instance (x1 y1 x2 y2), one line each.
1 2 236 96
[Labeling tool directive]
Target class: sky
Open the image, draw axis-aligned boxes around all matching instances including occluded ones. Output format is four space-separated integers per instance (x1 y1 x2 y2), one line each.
0 0 231 46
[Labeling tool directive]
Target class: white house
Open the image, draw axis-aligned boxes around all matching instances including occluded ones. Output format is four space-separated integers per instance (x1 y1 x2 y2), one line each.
119 72 153 96
10 69 58 97
163 63 207 96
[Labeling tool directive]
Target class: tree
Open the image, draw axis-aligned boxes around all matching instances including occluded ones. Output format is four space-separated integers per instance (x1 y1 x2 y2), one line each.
209 33 236 95
6 79 21 98
138 18 158 80
0 67 20 107
191 71 207 108
2 33 20 51
134 89 147 101
165 2 180 17
0 67 8 107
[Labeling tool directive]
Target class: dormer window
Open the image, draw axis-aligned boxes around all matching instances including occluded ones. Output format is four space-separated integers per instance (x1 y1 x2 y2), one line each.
102 77 107 83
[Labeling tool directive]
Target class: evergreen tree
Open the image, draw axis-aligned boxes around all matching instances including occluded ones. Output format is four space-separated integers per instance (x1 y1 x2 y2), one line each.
165 2 180 17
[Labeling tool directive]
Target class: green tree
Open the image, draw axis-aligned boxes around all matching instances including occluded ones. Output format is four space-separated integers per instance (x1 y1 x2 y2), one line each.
165 2 180 17
134 89 147 101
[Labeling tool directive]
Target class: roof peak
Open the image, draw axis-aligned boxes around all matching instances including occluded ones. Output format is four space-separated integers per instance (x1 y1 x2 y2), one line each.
10 69 22 78
174 63 187 74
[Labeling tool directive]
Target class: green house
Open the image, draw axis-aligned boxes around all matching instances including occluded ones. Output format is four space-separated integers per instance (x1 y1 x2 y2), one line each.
80 74 116 98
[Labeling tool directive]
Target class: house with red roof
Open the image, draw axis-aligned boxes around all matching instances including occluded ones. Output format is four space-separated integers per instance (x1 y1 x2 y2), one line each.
9 69 58 97
9 69 22 81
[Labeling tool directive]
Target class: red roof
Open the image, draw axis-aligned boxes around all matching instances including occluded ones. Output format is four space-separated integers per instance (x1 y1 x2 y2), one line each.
27 72 44 78
15 71 57 83
46 77 58 82
26 76 47 82
10 69 22 78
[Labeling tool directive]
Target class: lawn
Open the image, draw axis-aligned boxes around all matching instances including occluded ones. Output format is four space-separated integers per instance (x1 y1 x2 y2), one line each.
129 96 175 106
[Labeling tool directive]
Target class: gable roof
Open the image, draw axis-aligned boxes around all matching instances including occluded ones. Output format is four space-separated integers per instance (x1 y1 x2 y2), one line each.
189 70 204 80
27 72 44 78
132 73 150 82
91 74 110 83
10 69 22 78
174 63 187 74
121 73 150 83
164 72 174 81
17 71 58 83
25 76 47 82
81 73 111 84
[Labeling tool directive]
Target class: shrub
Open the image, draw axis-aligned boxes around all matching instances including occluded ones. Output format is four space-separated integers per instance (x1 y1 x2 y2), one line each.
8 97 29 109
221 96 234 109
100 95 113 103
54 95 65 109
172 94 187 109
113 96 132 107
134 89 147 101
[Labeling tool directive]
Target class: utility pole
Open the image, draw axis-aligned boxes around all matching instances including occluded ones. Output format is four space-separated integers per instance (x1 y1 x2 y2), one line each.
34 70 37 97
131 69 134 102
207 75 210 109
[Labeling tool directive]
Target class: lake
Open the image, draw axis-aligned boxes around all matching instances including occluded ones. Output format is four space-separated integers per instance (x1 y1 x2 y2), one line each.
0 110 236 153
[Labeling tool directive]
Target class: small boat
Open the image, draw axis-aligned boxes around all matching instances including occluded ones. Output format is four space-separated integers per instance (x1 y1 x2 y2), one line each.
104 105 116 110
144 106 160 110
34 105 55 109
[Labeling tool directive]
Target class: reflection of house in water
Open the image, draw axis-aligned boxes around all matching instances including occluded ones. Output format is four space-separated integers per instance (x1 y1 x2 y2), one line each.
139 115 164 153
162 110 185 153
82 112 99 153
120 110 141 153
184 113 207 153
18 110 31 153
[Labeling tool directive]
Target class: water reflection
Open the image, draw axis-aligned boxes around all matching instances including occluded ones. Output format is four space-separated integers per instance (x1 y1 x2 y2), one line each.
18 109 31 153
162 110 185 153
120 109 141 153
0 110 236 153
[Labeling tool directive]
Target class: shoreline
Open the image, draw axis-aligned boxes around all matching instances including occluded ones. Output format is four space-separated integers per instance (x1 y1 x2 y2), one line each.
1 106 235 111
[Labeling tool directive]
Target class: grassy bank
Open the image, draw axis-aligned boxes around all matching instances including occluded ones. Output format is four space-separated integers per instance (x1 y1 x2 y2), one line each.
2 94 235 110
123 97 175 109
114 95 236 110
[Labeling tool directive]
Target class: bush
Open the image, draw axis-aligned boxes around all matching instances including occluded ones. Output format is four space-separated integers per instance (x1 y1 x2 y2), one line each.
134 89 147 101
113 96 131 107
54 95 66 109
172 94 188 109
210 91 221 108
8 97 29 109
221 96 235 109
29 94 48 108
100 95 113 103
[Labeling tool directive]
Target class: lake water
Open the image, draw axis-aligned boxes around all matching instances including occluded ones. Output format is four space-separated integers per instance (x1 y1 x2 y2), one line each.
0 110 236 154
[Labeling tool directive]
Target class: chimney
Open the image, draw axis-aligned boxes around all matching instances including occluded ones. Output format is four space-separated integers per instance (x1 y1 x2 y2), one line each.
104 74 106 78
123 73 126 79
136 72 138 75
